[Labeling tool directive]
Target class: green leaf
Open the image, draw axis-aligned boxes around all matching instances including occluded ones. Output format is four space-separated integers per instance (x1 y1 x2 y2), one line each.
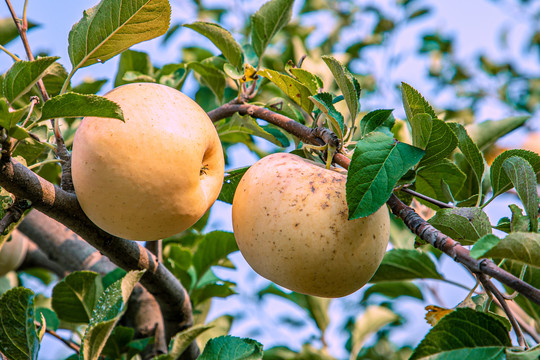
0 18 38 46
418 119 458 167
508 204 531 233
184 22 243 69
502 156 539 232
191 283 236 305
490 149 540 199
415 160 466 205
359 109 394 137
216 113 288 147
410 113 432 150
322 55 360 120
474 232 540 268
347 132 424 219
350 306 399 359
101 326 135 358
289 68 323 95
448 122 485 189
250 0 294 59
310 92 345 140
401 82 437 121
258 68 314 113
199 335 263 360
157 63 187 89
218 167 249 204
470 234 501 259
114 49 153 87
41 62 69 97
72 79 108 95
41 93 124 121
0 98 30 130
258 284 330 333
0 287 39 360
415 347 506 360
428 207 492 245
192 231 238 280
52 271 103 323
102 268 127 289
187 61 226 103
68 0 171 70
80 270 145 360
507 345 540 360
154 325 213 360
410 308 511 360
466 116 529 151
3 56 60 104
362 281 424 301
36 308 59 331
370 249 443 282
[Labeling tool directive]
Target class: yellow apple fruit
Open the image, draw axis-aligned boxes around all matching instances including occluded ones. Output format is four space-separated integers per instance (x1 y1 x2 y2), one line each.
72 83 225 241
0 230 28 276
232 153 390 297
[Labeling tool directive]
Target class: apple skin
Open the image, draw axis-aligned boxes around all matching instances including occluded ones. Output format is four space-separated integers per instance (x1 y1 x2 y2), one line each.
232 153 390 298
72 83 224 241
0 230 28 276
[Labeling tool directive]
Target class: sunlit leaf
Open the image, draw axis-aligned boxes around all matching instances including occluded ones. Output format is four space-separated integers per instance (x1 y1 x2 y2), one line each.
41 93 124 121
3 57 59 104
473 232 540 268
68 0 171 70
184 22 243 69
258 68 314 113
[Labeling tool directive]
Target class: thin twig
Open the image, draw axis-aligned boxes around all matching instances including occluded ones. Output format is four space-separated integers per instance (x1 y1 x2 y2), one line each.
401 187 453 209
507 301 540 343
35 320 80 354
4 0 69 164
0 44 20 61
479 274 528 348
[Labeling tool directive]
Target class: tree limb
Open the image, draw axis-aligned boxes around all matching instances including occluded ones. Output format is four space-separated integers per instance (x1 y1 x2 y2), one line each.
0 157 193 341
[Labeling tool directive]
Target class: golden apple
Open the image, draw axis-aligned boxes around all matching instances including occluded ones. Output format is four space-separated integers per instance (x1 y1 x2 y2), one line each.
232 153 390 297
72 83 225 241
0 230 28 276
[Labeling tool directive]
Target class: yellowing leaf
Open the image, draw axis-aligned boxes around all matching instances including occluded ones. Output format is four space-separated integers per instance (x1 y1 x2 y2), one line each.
425 305 453 326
